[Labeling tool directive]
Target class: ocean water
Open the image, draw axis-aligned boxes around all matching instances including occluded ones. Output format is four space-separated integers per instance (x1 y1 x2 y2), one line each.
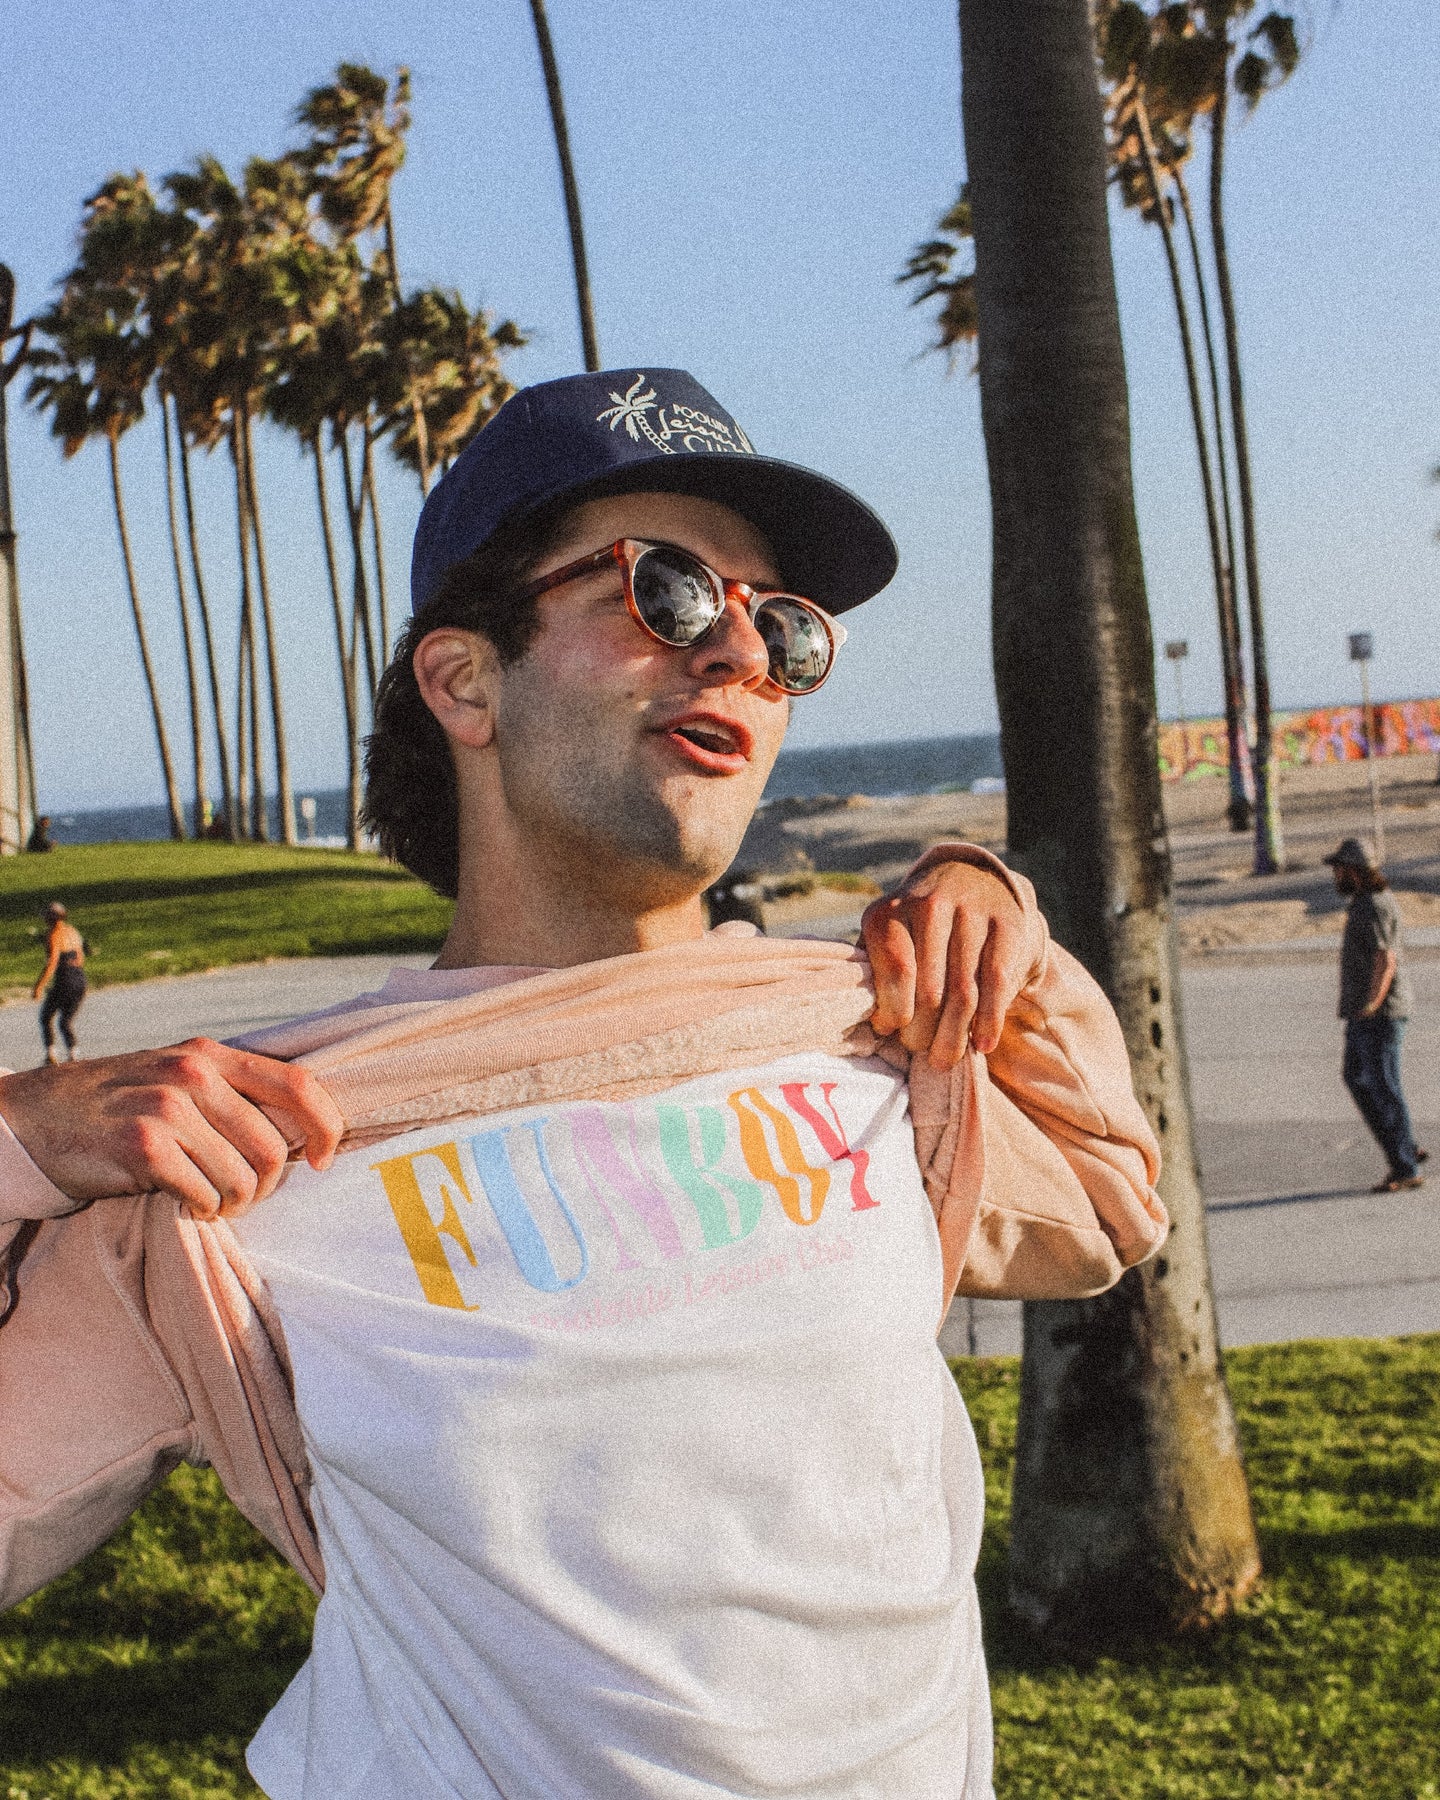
36 732 1006 848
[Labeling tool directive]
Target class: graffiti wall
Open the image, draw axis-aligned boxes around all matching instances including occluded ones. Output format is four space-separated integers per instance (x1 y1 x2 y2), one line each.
1158 699 1440 782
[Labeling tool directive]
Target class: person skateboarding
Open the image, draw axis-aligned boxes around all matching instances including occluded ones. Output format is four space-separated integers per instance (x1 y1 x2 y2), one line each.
32 900 86 1065
1325 835 1426 1192
0 370 1165 1798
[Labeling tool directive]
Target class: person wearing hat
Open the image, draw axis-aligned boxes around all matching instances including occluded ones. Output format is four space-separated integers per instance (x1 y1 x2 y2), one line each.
1325 835 1424 1192
0 371 1165 1798
31 900 86 1065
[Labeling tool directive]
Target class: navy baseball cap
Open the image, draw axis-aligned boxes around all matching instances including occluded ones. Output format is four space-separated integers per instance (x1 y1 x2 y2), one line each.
410 368 898 616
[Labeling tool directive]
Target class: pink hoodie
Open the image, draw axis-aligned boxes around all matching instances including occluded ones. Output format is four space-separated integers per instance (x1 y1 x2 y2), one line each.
0 847 1163 1611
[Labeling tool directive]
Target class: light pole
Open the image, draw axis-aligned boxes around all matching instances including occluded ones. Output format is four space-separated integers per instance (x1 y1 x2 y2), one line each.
1165 639 1189 777
1348 630 1385 865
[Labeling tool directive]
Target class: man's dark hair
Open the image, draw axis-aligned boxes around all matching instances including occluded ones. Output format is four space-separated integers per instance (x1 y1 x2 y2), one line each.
1338 862 1388 895
363 498 579 898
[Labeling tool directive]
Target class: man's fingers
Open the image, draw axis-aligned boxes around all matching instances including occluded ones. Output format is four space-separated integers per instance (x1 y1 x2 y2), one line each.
117 1120 226 1219
186 1040 343 1171
862 902 917 1036
927 909 984 1067
898 895 956 1056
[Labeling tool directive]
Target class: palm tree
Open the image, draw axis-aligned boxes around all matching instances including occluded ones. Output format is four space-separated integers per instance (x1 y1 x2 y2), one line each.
167 153 307 843
294 65 434 493
0 264 39 852
1208 6 1298 873
897 186 979 369
1098 1 1253 831
266 274 368 848
958 0 1260 1641
526 0 601 371
1136 1 1299 870
159 390 209 834
27 271 187 840
381 286 524 479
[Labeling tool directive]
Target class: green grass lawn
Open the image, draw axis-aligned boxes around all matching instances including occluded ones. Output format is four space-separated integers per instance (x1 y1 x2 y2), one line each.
2 1336 1436 1797
0 842 452 992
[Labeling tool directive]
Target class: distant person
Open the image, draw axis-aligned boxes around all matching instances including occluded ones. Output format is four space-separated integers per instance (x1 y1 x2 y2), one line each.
1325 837 1425 1192
25 815 54 853
32 901 86 1065
703 865 767 930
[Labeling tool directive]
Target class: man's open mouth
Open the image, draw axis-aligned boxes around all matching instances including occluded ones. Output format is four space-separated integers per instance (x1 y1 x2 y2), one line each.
673 721 740 755
654 711 754 769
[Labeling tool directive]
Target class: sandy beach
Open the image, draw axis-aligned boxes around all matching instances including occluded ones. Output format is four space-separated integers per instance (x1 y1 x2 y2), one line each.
743 750 1440 953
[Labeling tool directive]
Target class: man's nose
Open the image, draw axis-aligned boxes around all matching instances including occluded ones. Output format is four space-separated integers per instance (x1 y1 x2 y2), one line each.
682 594 771 689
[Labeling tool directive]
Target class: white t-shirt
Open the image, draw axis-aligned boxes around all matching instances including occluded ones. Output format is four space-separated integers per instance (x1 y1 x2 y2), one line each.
232 970 994 1799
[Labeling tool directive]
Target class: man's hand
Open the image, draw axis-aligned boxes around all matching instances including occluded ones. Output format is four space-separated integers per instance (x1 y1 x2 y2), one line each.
0 1039 343 1218
861 859 1032 1068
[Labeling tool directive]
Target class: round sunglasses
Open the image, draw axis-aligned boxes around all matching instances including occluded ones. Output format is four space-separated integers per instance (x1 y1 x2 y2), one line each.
516 538 847 696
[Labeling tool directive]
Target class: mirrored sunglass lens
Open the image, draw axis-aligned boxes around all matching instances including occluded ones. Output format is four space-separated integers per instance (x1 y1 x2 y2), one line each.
631 547 721 643
755 600 832 692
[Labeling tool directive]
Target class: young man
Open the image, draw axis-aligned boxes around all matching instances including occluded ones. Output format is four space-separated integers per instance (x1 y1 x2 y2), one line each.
0 371 1164 1798
1325 835 1425 1192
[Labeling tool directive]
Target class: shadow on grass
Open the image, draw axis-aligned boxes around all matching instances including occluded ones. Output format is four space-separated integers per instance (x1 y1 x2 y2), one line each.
973 1513 1440 1680
0 862 419 923
0 1641 302 1765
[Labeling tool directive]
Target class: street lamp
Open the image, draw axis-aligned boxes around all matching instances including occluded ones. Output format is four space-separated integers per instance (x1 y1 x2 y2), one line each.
1165 640 1189 777
1348 631 1385 864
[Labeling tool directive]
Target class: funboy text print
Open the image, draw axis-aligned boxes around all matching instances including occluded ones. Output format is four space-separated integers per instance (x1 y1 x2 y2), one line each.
369 1076 886 1322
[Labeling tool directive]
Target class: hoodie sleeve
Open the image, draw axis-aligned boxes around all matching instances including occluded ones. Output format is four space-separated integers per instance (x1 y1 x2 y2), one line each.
899 845 1166 1305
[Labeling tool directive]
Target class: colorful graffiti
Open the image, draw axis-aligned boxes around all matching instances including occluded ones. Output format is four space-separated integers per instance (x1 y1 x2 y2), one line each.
1158 699 1440 782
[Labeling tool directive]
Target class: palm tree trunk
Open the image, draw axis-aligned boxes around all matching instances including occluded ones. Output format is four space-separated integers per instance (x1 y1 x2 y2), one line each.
160 394 209 835
1208 72 1283 874
1173 168 1251 830
177 425 236 838
240 398 297 844
959 0 1260 1644
527 0 601 371
246 607 264 840
1131 100 1248 830
338 426 379 707
362 430 390 667
106 429 186 840
230 417 265 840
234 616 251 840
383 204 432 495
312 432 362 850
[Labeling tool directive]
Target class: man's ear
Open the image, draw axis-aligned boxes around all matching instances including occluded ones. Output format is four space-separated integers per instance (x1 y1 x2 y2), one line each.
413 628 500 751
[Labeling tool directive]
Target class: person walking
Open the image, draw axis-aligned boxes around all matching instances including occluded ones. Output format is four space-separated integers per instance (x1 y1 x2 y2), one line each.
31 900 86 1065
1325 836 1425 1192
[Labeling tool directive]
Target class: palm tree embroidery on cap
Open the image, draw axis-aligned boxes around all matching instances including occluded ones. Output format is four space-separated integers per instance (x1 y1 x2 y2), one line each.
596 374 753 456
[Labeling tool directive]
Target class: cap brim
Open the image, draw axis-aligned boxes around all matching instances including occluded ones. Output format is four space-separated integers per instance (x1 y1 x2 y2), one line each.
513 453 898 614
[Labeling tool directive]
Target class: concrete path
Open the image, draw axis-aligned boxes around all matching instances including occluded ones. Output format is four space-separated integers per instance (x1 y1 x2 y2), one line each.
2 950 1435 1355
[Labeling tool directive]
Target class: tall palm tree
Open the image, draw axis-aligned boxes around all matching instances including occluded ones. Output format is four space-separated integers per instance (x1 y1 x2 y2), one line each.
1137 0 1299 870
169 370 238 838
294 65 434 493
527 0 601 372
0 264 39 851
1098 1 1252 831
265 246 367 848
159 391 209 834
168 153 306 843
27 274 187 840
958 0 1260 1641
1206 5 1298 873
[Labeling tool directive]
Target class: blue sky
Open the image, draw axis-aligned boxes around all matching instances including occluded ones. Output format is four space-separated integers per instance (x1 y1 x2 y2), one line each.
2 0 1436 809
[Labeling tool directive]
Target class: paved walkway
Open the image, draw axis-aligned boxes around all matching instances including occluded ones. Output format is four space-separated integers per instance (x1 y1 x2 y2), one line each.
2 951 1435 1354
